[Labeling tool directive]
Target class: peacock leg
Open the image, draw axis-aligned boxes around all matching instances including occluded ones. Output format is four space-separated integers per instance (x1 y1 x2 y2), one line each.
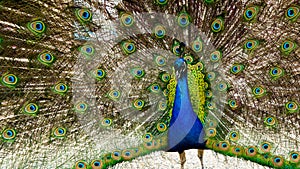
198 149 204 169
179 151 186 169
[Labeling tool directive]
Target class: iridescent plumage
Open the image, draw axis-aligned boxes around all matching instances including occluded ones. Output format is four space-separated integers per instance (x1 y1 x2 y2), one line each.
0 0 300 169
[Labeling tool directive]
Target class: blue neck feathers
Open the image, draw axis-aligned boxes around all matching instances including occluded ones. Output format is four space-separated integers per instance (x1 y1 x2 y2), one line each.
167 58 206 153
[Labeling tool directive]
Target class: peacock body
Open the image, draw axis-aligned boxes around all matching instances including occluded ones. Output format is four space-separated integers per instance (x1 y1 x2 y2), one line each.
0 0 300 169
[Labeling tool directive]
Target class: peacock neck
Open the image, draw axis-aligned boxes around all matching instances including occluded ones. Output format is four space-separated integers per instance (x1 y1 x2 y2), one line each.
167 67 206 152
170 71 199 125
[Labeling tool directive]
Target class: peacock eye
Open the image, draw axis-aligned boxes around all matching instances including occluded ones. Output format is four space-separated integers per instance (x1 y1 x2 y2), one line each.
86 47 92 53
289 152 300 163
1 73 19 88
58 84 65 91
212 23 220 30
35 23 43 30
195 62 204 71
267 118 272 123
121 40 136 55
53 82 68 95
228 99 238 109
76 9 92 22
208 120 217 128
75 160 87 169
121 149 134 160
97 70 104 76
90 159 103 168
183 54 194 64
252 86 266 98
157 100 167 111
246 10 253 18
287 8 295 17
230 64 244 75
280 40 297 55
206 128 217 137
79 45 95 59
205 90 213 98
292 154 298 159
23 103 39 115
53 127 67 138
220 142 229 149
130 67 145 79
112 150 122 160
45 54 51 60
274 158 281 163
272 69 278 74
91 68 106 80
269 67 284 80
246 146 257 157
108 90 121 101
272 156 284 167
286 6 299 20
74 102 88 113
285 101 299 113
210 50 222 62
244 40 259 52
264 116 277 127
217 81 229 92
124 150 131 157
177 12 191 27
230 145 243 156
102 118 112 126
2 128 17 141
148 83 161 93
120 13 134 27
206 101 216 110
127 44 134 51
230 101 235 106
153 25 166 38
156 122 167 132
229 131 240 142
142 133 153 142
159 72 170 83
8 76 15 82
211 17 224 32
132 99 145 110
206 71 216 81
246 42 252 48
154 54 167 66
28 20 46 35
260 142 272 153
244 6 259 21
194 44 201 51
38 51 55 66
191 37 203 53
82 11 89 19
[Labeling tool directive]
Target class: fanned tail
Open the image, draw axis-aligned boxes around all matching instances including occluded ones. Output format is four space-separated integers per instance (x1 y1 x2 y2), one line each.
1 0 300 169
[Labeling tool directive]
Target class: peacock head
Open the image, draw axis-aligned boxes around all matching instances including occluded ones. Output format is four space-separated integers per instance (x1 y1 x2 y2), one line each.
174 41 187 79
174 58 187 79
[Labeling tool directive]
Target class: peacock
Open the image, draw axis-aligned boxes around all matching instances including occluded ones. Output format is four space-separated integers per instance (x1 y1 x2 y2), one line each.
0 0 299 168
